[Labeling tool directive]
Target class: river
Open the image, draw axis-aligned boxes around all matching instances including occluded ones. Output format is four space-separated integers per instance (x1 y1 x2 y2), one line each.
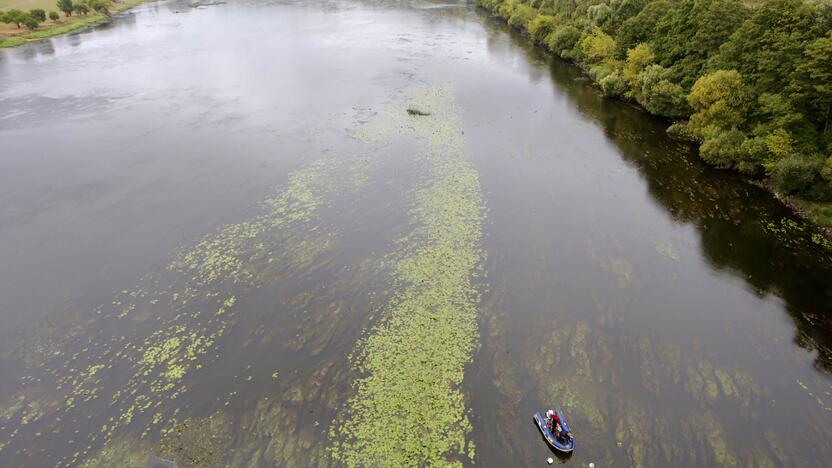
0 0 830 466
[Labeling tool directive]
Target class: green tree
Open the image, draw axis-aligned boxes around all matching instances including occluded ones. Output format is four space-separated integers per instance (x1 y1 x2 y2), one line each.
638 64 688 116
749 93 803 137
73 3 89 15
772 156 819 193
790 33 832 134
549 0 577 17
1 9 28 28
29 9 46 22
700 128 746 167
652 0 749 89
88 0 112 15
588 3 613 28
623 43 654 98
580 27 616 63
57 0 73 17
546 24 581 57
528 15 559 43
49 10 60 21
708 0 823 97
821 155 832 188
616 0 672 58
22 13 40 30
507 3 536 30
739 94 809 172
688 69 747 138
609 0 648 29
600 70 628 97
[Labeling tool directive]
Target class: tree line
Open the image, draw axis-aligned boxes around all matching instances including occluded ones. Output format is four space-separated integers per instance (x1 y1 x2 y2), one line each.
477 0 832 201
1 0 112 31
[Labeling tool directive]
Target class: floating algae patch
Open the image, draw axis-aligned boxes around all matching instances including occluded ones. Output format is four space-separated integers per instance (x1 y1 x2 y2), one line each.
602 255 641 289
331 86 486 466
652 240 681 262
1 138 386 465
79 436 153 468
169 157 336 287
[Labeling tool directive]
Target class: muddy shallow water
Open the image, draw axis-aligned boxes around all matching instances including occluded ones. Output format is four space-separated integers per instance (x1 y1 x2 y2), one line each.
1 0 831 466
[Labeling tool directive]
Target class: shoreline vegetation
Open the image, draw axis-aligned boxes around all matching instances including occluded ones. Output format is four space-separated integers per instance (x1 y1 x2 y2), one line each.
0 0 151 48
476 0 832 234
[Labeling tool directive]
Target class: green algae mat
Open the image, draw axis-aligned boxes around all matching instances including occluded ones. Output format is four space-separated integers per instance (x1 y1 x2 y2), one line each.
0 85 488 467
331 87 486 466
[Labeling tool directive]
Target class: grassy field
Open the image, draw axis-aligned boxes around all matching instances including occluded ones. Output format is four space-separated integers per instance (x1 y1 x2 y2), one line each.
0 0 149 47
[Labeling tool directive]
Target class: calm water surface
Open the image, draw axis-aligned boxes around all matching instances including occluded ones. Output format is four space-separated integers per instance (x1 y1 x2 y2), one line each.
1 0 831 466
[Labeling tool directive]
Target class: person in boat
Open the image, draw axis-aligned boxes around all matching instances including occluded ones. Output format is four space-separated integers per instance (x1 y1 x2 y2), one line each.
546 409 562 439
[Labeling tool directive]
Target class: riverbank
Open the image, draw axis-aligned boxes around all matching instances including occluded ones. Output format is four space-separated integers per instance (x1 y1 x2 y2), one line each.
475 0 832 235
0 0 152 48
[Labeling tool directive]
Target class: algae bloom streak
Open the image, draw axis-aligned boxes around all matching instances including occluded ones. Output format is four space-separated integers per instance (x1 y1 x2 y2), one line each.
332 87 486 466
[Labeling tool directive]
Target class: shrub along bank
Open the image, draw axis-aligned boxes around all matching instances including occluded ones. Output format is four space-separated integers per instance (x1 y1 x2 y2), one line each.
477 0 832 227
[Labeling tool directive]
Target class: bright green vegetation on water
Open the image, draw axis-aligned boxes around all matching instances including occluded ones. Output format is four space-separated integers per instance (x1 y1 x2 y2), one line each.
170 158 332 286
331 87 486 466
477 0 832 228
0 145 379 465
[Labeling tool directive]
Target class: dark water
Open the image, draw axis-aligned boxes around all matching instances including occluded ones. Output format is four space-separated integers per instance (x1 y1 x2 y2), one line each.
1 0 831 466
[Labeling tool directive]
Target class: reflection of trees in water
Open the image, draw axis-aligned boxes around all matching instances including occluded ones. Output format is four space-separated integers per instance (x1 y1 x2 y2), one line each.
591 96 832 373
479 12 832 372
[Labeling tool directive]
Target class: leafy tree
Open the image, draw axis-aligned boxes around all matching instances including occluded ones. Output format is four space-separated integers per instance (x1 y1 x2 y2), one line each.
73 3 89 15
821 155 832 187
600 70 628 97
49 10 60 21
700 129 746 167
89 0 112 15
652 0 749 89
790 33 832 135
29 9 46 22
549 0 577 17
638 64 688 116
744 93 819 167
528 15 559 43
507 3 536 29
749 93 803 137
773 156 819 193
580 27 616 63
708 0 823 97
616 0 672 58
688 69 747 137
587 3 613 28
609 0 648 29
741 128 801 173
623 43 654 97
57 0 73 17
2 9 29 28
546 24 581 57
590 62 616 82
22 13 40 30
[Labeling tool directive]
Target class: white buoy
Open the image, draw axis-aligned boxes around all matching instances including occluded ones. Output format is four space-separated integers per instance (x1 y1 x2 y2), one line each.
546 457 554 464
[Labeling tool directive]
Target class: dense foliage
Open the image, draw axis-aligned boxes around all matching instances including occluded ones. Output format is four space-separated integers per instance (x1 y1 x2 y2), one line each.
477 0 832 204
1 8 48 30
